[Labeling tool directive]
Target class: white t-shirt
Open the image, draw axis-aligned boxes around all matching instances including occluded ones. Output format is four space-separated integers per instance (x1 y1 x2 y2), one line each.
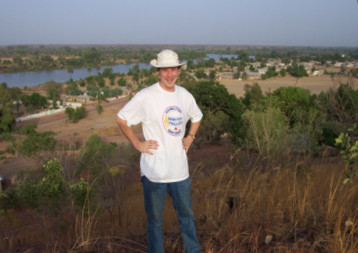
118 82 203 183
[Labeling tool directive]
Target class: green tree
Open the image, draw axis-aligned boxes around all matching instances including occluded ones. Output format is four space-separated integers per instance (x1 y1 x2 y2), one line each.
286 63 308 78
195 69 207 79
271 86 313 125
117 77 127 87
65 82 83 96
45 81 62 102
209 70 216 80
0 86 16 133
188 81 245 144
279 68 287 77
82 48 101 65
12 55 23 67
96 103 103 114
65 106 86 123
242 83 264 109
0 106 16 133
102 67 113 78
241 71 248 80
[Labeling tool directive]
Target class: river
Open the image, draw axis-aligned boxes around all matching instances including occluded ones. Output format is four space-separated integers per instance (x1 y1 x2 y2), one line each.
0 54 240 88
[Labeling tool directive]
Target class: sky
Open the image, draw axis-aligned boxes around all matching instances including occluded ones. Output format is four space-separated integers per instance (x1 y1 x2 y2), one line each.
1 0 358 47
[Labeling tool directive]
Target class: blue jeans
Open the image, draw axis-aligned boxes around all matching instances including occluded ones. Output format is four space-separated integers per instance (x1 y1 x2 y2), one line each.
141 176 201 253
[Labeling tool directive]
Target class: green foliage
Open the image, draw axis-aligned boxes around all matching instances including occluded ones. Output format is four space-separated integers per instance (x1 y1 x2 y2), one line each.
271 86 313 125
261 66 278 80
0 106 16 133
318 83 358 136
290 108 324 153
86 83 100 97
65 81 83 96
20 92 47 110
199 110 230 144
17 159 67 215
65 106 86 123
82 48 101 65
242 83 264 109
243 107 290 159
117 77 127 87
188 81 245 144
279 68 287 77
335 124 358 184
96 103 103 114
95 75 105 88
1 159 94 216
209 70 216 80
79 134 117 176
17 124 57 156
101 67 113 78
70 178 93 209
286 63 308 78
45 81 62 101
195 69 207 79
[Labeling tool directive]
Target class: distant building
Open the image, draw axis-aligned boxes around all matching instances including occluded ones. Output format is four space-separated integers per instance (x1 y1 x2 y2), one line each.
219 72 235 79
245 71 261 80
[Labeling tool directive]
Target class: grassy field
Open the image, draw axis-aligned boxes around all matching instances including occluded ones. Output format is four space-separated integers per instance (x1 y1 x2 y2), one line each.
220 75 355 98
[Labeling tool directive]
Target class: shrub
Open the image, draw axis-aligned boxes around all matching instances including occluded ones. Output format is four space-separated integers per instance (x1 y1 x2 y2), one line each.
65 106 86 123
17 124 57 156
16 159 67 215
271 86 313 125
79 134 117 176
243 107 290 160
0 106 16 133
335 124 358 184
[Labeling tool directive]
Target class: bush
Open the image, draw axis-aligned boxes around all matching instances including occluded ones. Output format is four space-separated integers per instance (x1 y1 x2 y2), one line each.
271 86 313 126
0 106 16 133
243 107 290 160
79 134 117 176
17 124 57 156
16 159 67 215
65 106 86 123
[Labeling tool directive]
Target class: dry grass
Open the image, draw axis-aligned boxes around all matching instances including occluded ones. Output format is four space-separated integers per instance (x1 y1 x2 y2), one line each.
220 75 357 98
1 146 358 252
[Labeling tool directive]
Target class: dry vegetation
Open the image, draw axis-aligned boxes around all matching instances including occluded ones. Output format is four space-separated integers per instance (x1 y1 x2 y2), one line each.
1 75 358 252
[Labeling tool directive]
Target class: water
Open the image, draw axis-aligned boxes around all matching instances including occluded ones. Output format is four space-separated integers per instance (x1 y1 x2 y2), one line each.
0 54 253 88
0 63 151 88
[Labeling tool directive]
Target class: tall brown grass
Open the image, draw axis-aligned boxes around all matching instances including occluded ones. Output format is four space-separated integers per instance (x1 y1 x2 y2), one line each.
1 147 357 252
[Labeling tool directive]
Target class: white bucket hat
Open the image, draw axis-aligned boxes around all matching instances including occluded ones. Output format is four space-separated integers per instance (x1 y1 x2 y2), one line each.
150 49 186 69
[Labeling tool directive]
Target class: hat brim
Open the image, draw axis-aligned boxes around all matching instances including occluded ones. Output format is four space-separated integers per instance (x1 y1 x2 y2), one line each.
150 59 187 70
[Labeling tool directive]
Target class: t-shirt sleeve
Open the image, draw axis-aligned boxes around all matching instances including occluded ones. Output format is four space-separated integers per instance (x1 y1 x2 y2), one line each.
188 94 203 123
117 92 146 127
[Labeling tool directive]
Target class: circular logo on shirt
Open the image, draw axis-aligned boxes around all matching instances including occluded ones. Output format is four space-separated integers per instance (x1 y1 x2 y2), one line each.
162 106 183 136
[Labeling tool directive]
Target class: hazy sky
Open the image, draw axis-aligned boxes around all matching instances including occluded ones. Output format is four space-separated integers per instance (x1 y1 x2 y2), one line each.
1 0 358 47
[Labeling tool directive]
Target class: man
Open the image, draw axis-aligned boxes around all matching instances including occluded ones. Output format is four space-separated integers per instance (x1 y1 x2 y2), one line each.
116 49 202 253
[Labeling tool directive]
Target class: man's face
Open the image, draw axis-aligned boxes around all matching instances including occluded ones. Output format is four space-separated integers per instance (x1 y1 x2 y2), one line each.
158 67 179 92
